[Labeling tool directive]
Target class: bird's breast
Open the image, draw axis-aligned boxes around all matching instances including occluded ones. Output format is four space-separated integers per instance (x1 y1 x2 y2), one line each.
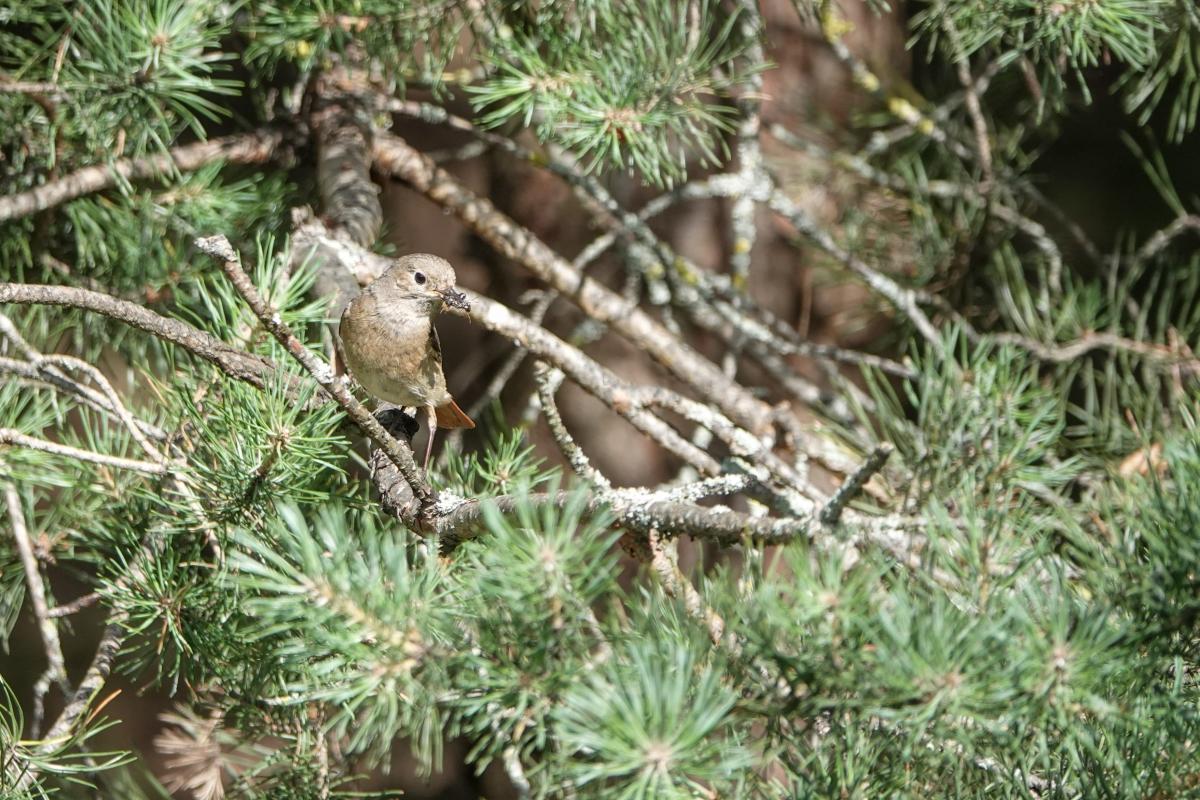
340 304 447 407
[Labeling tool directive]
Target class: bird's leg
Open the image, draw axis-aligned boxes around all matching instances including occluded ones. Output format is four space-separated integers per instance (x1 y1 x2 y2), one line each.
424 404 437 471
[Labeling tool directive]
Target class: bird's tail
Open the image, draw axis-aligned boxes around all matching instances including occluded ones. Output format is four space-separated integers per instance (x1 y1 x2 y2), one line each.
434 398 475 429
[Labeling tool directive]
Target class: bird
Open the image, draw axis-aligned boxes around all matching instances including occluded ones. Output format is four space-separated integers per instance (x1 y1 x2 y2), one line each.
338 253 475 470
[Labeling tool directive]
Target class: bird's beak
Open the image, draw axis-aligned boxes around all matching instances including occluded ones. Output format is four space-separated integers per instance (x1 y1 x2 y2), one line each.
441 288 470 311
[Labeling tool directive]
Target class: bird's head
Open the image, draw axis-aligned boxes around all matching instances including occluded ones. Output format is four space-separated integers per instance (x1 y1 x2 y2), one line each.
376 253 469 313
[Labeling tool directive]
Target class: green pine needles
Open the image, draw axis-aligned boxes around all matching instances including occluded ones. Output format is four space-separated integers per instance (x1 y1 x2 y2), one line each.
3 0 1200 797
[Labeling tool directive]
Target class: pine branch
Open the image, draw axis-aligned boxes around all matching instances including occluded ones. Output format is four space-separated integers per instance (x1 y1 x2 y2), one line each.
0 130 287 223
0 282 284 393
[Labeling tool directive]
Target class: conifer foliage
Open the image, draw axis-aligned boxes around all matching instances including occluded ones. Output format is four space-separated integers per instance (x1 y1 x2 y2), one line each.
2 1 1199 797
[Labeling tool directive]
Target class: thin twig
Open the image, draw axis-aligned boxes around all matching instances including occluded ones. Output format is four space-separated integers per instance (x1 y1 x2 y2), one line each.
942 14 993 186
817 9 970 160
767 188 949 345
0 80 64 95
434 489 817 546
991 204 1064 297
861 58 1006 158
462 290 556 424
33 353 162 462
728 0 767 289
990 330 1200 373
47 591 101 618
456 290 721 475
0 356 168 441
629 385 810 494
0 429 168 474
5 482 69 731
42 619 125 742
647 528 727 647
1135 214 1200 263
193 235 437 524
819 444 893 526
533 361 612 489
656 473 754 503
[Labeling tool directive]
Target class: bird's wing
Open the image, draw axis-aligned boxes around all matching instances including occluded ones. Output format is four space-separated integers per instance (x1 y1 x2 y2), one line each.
428 324 444 369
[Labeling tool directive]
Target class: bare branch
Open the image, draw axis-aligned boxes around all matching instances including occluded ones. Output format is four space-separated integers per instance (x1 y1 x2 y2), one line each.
460 290 556 428
818 10 970 160
533 361 612 489
457 290 721 475
0 80 64 95
47 591 101 619
991 330 1200 373
5 482 69 731
1136 214 1200 263
656 473 755 503
767 188 950 345
990 204 1064 297
728 0 767 288
819 444 893 526
0 282 283 393
647 528 727 647
941 13 993 186
0 356 168 441
0 130 286 223
628 385 810 494
43 619 125 742
441 490 816 547
0 429 168 475
34 353 162 461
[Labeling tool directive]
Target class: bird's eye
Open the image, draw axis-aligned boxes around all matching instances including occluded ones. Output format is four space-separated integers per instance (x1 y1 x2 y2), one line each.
414 272 426 285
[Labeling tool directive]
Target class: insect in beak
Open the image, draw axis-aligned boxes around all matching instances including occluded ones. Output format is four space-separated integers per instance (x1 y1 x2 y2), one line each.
441 288 470 311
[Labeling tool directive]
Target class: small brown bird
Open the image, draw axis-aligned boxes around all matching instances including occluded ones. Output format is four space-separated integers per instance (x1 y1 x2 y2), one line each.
338 254 475 470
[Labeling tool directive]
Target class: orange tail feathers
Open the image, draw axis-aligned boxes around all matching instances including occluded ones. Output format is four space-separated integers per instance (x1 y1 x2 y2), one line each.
434 398 475 429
